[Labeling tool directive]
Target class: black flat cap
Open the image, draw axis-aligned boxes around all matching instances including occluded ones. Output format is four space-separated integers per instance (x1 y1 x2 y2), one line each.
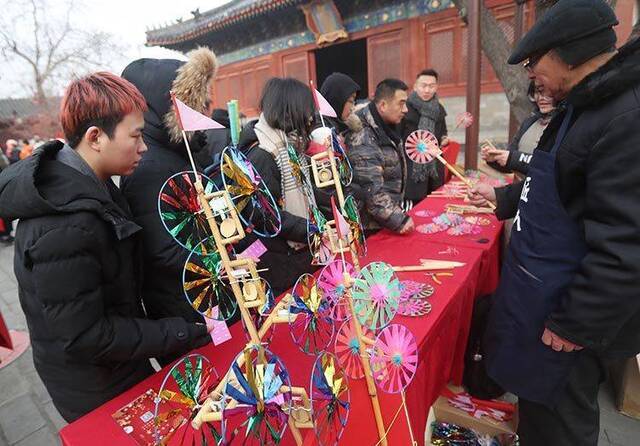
509 0 618 66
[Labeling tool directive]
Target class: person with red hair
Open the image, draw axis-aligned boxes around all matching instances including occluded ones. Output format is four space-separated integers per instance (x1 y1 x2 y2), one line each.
0 71 212 421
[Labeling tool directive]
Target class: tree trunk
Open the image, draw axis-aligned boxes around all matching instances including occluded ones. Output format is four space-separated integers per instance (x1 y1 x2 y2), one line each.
631 0 640 41
34 73 47 105
452 0 532 124
452 0 622 128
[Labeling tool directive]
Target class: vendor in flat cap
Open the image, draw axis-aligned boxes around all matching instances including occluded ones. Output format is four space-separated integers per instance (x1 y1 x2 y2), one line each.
468 0 640 444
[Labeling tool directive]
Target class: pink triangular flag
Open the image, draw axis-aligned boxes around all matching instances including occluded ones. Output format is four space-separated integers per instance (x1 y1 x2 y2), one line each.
171 93 225 131
331 196 350 242
312 87 338 118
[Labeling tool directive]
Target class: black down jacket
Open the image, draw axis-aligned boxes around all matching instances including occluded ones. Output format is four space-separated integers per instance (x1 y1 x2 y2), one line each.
120 49 220 349
494 37 640 357
0 141 209 421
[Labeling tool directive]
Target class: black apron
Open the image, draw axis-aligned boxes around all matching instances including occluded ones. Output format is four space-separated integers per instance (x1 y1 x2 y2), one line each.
485 105 588 406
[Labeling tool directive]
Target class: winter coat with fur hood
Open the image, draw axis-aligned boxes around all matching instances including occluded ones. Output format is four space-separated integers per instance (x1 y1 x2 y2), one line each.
494 37 640 357
347 102 409 232
120 48 222 349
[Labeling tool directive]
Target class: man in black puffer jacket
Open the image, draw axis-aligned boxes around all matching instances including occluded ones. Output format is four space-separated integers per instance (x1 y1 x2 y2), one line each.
120 48 231 362
469 1 640 444
0 73 210 422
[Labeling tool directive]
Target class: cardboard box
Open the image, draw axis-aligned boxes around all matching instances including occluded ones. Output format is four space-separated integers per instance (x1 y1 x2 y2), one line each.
429 385 517 443
611 356 640 420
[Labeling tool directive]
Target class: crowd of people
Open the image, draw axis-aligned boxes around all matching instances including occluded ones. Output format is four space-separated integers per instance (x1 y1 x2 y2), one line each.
0 137 46 242
0 0 638 445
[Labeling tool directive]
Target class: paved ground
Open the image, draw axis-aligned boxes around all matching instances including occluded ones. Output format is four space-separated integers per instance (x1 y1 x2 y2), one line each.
0 238 639 445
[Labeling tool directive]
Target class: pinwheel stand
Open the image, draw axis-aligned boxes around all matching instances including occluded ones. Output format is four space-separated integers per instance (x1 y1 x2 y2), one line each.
307 133 428 446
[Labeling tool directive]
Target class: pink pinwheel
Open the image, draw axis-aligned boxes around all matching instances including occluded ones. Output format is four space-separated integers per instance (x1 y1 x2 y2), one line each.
405 130 441 164
369 324 418 394
334 319 373 380
318 260 355 322
455 111 474 130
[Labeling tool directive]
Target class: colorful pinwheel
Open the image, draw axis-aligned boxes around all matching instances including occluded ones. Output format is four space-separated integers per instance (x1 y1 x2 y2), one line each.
221 347 292 445
351 262 401 331
288 274 335 355
154 354 221 445
330 130 353 186
369 324 418 394
221 147 282 238
158 171 217 251
287 144 312 193
183 239 237 321
334 318 373 380
307 204 334 266
405 130 441 164
310 352 350 446
342 195 367 257
318 260 355 322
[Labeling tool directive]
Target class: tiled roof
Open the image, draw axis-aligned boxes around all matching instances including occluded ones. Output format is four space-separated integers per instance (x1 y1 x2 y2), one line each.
0 98 58 121
146 0 306 47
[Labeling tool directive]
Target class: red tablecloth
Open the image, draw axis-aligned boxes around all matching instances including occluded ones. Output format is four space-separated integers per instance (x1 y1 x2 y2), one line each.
406 196 503 297
60 236 485 446
0 312 12 350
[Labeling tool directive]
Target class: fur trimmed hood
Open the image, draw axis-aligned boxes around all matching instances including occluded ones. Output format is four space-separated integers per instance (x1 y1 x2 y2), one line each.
164 47 218 144
122 47 218 152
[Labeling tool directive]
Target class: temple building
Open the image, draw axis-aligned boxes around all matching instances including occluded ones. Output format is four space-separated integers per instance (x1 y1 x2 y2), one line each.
147 0 636 126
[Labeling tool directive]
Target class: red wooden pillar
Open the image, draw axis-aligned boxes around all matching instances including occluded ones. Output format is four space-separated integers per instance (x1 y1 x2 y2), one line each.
465 0 481 170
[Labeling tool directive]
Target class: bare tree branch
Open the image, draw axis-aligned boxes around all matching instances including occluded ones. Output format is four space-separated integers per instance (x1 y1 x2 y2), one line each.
0 0 124 102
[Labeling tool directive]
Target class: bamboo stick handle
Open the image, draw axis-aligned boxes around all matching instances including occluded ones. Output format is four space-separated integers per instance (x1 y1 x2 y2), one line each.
435 153 497 211
393 265 451 272
288 417 304 446
419 259 466 269
345 273 387 446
